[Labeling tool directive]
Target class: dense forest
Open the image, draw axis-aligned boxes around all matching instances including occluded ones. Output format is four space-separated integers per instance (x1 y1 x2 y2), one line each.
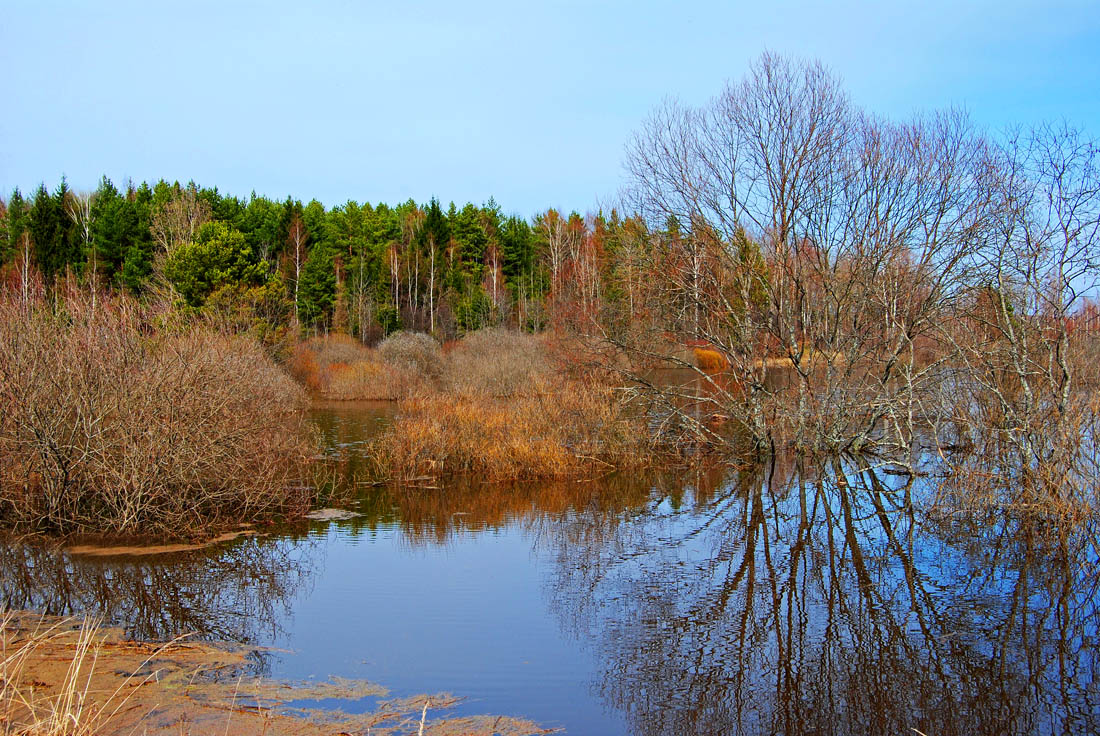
0 177 658 342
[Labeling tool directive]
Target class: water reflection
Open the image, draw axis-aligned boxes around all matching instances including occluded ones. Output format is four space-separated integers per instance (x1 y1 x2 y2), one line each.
0 535 316 644
543 459 1100 735
1 402 1095 735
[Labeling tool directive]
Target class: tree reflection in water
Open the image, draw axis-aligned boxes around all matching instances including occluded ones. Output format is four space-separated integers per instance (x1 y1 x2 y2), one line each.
543 459 1100 736
0 457 1095 735
0 535 316 646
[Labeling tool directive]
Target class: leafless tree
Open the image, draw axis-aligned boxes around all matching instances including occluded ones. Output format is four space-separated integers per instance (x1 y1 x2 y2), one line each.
285 211 309 328
939 122 1100 510
622 53 995 458
64 190 96 312
150 183 210 255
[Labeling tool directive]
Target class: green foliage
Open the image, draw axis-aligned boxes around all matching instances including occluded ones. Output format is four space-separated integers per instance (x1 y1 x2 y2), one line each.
420 198 450 253
1 190 28 265
500 215 534 282
297 246 336 329
451 203 489 282
455 284 492 332
115 183 156 294
164 221 269 307
29 180 78 282
10 175 668 343
238 195 285 261
376 302 401 336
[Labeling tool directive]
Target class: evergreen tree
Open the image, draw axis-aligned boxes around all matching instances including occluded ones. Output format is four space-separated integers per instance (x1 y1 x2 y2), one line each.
119 183 155 293
451 203 488 283
297 246 336 329
164 221 268 307
500 215 534 283
1 190 28 265
29 180 79 282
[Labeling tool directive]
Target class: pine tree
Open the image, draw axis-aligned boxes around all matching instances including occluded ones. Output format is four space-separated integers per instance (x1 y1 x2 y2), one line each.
29 180 79 282
297 246 336 330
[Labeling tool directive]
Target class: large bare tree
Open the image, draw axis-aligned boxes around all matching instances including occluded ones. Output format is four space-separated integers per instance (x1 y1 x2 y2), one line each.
622 53 996 458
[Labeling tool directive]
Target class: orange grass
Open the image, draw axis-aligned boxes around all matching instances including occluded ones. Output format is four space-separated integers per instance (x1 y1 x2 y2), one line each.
693 348 729 372
289 332 440 400
373 377 653 481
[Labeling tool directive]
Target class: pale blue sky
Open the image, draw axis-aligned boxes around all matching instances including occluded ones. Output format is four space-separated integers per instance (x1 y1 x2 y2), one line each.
2 0 1097 216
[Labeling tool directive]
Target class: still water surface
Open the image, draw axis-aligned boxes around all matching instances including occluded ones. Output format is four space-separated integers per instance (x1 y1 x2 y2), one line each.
4 404 1099 735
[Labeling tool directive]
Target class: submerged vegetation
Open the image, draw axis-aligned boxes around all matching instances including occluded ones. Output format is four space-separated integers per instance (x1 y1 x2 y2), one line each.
0 610 546 736
295 328 656 481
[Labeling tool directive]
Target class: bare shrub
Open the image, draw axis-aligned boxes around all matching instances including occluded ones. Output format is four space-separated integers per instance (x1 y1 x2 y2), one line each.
377 330 443 379
0 291 316 536
313 332 371 365
290 332 439 400
289 334 374 393
444 327 552 397
325 360 410 401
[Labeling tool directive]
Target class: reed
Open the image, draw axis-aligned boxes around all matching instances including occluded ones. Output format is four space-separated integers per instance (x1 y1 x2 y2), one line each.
373 375 654 481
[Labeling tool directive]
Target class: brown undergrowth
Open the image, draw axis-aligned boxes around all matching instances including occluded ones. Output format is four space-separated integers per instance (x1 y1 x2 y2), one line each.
293 328 668 481
369 330 658 480
0 610 551 736
374 376 654 481
290 331 441 400
0 290 318 537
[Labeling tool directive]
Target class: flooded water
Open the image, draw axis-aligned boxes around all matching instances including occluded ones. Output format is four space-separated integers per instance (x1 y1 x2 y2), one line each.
4 403 1099 735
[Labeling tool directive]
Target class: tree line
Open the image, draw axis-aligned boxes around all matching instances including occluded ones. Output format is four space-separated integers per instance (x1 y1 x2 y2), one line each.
0 178 677 342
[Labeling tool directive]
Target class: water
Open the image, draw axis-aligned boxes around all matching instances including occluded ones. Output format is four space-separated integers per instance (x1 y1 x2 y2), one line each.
4 404 1099 735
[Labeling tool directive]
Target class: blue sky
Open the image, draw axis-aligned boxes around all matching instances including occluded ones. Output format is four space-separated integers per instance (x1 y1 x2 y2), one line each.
2 0 1098 217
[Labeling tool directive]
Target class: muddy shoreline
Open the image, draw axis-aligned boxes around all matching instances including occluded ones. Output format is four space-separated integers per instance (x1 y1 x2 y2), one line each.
2 610 552 735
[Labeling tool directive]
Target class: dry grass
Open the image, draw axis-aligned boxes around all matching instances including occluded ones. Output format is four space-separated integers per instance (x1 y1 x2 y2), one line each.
0 613 140 736
0 290 317 536
291 328 552 401
443 328 553 398
0 610 548 736
295 328 665 481
372 375 654 481
692 348 729 372
290 332 440 400
376 331 443 380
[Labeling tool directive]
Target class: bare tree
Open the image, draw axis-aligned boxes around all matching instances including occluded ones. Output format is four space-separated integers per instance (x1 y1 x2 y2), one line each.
285 211 309 328
622 53 993 457
940 122 1100 509
65 190 96 312
150 184 210 255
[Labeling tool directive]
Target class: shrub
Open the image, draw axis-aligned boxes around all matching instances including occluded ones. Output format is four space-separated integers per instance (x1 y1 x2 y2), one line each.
289 332 438 400
693 347 729 372
325 360 410 401
0 291 316 536
443 327 552 397
377 331 443 379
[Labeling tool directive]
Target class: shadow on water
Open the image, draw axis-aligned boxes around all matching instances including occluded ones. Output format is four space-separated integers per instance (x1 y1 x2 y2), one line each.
0 402 1096 734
